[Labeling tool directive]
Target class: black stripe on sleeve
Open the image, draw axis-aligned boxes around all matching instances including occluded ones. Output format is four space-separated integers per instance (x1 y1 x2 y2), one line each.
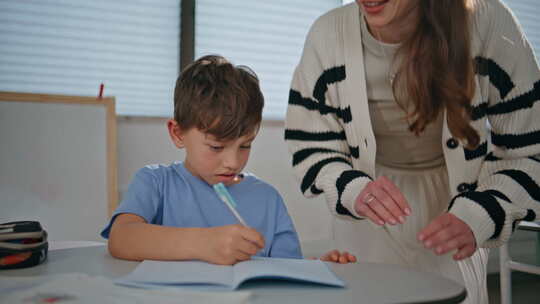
288 89 352 123
310 184 323 195
464 141 488 160
313 66 346 105
494 169 540 202
474 56 514 99
485 152 502 162
528 156 540 164
471 101 489 121
515 209 537 231
336 170 372 218
301 157 351 193
285 129 347 142
491 130 540 150
348 145 359 159
487 80 540 115
483 189 511 203
339 106 353 123
523 209 537 221
292 147 350 166
453 191 506 239
336 203 357 217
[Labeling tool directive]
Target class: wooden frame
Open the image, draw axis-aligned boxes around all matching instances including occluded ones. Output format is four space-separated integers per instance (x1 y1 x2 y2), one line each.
0 91 118 216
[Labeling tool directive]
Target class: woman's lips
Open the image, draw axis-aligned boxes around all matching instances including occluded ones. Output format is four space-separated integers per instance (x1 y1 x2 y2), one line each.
361 0 388 15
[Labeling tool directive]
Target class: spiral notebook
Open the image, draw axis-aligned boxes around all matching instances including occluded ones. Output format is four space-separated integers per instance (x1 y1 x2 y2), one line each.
116 256 345 290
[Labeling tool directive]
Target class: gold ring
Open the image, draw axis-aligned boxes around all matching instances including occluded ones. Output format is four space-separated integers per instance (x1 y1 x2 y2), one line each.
364 194 376 204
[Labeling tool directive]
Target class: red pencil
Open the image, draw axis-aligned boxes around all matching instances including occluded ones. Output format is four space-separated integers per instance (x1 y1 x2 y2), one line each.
98 83 104 99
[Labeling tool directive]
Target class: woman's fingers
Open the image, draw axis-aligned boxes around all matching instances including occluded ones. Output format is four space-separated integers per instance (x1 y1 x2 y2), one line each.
366 192 399 225
355 177 411 226
367 181 406 224
378 176 411 216
434 234 470 256
418 213 477 259
454 244 476 260
355 200 385 226
372 179 407 223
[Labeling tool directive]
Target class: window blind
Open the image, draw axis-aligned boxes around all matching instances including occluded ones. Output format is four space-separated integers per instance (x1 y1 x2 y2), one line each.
195 0 342 120
0 0 180 117
503 0 540 61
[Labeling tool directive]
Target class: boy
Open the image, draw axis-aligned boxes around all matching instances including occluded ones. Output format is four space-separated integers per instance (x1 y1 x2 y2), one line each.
101 55 355 265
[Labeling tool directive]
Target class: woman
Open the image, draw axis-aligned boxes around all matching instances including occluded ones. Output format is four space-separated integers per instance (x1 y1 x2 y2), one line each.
285 0 540 303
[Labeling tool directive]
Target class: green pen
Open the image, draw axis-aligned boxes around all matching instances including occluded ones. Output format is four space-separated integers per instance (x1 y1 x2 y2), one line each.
213 182 248 226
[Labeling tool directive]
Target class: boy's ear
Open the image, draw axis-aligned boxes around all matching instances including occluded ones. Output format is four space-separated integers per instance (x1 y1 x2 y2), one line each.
167 119 185 148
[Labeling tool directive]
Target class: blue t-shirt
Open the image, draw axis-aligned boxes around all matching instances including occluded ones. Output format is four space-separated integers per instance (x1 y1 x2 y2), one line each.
101 162 302 259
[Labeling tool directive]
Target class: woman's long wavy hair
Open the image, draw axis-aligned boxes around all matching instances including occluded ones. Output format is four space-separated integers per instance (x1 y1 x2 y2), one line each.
393 0 480 149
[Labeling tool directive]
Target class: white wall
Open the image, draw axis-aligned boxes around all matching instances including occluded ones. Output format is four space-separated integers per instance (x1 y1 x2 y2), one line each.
117 117 332 243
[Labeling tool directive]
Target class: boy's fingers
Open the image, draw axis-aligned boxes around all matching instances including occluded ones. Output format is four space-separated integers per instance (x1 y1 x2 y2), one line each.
320 250 357 263
234 251 251 262
241 228 265 249
319 255 330 261
326 249 339 260
345 252 357 263
238 239 260 256
319 251 332 261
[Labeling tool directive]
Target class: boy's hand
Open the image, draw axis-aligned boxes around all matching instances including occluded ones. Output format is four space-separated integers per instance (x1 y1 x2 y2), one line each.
200 224 265 265
318 250 357 264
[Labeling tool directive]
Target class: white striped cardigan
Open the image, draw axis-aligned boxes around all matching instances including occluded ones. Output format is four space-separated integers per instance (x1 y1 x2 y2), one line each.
284 0 540 248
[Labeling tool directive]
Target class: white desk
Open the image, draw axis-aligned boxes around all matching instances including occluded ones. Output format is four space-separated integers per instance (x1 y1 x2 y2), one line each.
1 245 466 304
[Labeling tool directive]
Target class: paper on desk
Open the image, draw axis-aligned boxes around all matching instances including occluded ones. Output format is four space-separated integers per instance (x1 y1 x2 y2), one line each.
0 273 251 304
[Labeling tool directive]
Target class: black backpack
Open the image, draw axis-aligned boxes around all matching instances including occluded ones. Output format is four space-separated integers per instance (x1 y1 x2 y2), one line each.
0 221 48 269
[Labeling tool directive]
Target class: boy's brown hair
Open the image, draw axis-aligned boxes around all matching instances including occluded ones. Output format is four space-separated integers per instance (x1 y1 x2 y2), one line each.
173 55 264 141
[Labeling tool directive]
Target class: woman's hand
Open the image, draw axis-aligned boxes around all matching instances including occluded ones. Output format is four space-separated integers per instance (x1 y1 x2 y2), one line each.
318 250 357 264
418 213 477 260
354 176 411 226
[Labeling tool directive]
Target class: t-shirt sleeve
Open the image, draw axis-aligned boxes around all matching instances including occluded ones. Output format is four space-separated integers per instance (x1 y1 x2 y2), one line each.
100 167 162 239
267 193 303 259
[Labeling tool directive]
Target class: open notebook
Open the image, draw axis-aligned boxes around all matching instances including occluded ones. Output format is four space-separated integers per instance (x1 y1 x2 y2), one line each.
116 256 345 290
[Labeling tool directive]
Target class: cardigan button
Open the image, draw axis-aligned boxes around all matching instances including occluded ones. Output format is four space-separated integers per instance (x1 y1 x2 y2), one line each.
457 183 469 193
446 138 459 149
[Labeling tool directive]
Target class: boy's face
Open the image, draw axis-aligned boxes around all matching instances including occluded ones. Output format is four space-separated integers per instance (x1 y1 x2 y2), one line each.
168 120 256 186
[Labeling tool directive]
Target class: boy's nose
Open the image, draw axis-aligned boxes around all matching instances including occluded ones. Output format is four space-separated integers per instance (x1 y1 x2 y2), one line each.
222 151 241 170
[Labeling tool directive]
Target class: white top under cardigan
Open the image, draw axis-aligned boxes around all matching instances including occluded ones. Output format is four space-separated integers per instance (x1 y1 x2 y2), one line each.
360 14 446 170
285 0 540 249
